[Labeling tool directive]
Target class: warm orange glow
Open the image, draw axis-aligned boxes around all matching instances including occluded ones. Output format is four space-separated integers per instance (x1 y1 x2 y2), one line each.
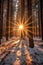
19 24 23 30
16 50 21 56
9 14 35 38
14 15 33 37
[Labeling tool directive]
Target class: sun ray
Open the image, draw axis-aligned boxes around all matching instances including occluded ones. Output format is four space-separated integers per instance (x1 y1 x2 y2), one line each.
22 14 25 24
18 16 21 24
25 21 35 26
22 30 24 37
26 31 32 38
24 26 35 29
27 29 34 34
8 13 35 39
24 15 32 24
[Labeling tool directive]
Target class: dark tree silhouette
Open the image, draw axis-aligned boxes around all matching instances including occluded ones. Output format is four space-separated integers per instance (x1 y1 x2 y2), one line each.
38 1 41 37
0 0 3 44
10 0 13 37
6 0 10 40
40 0 43 40
27 0 34 48
21 0 25 39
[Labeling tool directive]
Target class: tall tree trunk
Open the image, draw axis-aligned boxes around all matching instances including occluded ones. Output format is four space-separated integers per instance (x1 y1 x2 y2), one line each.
40 0 43 40
38 1 41 38
21 0 25 39
27 0 34 48
6 0 10 40
0 0 3 44
10 0 13 37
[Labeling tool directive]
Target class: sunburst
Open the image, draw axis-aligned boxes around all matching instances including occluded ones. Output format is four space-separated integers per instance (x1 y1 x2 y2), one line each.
7 14 35 38
13 15 35 38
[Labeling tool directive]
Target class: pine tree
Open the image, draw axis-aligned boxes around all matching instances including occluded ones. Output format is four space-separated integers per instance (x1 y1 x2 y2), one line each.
27 0 34 48
40 0 43 40
0 0 3 44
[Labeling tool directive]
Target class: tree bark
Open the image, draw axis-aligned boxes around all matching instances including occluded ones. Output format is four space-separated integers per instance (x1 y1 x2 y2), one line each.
0 0 3 44
40 0 43 40
10 0 13 37
6 0 10 40
27 0 34 48
21 0 25 39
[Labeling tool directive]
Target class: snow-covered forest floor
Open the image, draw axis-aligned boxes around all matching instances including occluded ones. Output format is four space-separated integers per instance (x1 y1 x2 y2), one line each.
0 37 43 65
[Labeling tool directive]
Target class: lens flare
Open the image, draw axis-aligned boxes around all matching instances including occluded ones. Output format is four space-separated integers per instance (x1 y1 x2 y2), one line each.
8 14 35 38
19 24 23 30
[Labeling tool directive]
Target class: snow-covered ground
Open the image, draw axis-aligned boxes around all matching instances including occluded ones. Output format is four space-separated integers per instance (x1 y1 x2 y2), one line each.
0 37 43 65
